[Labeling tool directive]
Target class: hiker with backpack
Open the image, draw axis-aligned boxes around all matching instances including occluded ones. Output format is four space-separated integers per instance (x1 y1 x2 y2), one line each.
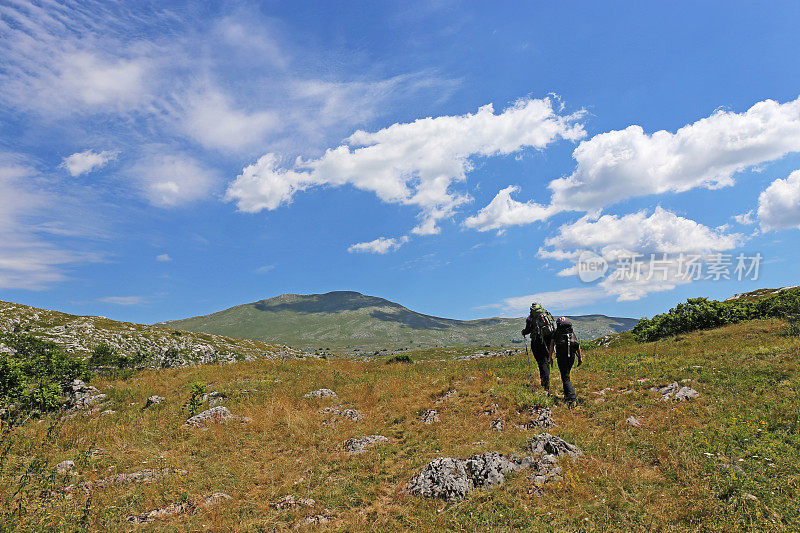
521 302 556 394
549 316 583 408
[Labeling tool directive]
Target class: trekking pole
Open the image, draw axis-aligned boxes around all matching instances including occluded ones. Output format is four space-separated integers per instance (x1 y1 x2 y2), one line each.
523 334 534 386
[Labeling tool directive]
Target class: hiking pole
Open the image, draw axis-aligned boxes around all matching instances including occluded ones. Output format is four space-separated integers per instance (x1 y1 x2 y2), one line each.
523 334 534 386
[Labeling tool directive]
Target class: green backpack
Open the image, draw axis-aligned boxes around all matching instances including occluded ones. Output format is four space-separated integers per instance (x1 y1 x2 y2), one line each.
530 304 555 342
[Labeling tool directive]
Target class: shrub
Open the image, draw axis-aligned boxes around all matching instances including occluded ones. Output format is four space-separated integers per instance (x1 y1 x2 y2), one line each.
632 288 800 342
0 334 85 424
385 354 413 364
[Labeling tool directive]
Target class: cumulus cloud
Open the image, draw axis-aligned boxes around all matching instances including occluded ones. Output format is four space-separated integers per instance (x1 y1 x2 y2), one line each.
734 210 756 225
537 207 744 301
61 149 119 176
758 169 800 231
129 152 217 207
227 97 585 235
348 236 410 254
539 207 742 261
549 96 800 212
463 185 557 232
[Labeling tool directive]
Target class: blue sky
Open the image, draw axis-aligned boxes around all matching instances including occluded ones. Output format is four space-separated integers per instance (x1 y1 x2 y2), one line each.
1 0 799 324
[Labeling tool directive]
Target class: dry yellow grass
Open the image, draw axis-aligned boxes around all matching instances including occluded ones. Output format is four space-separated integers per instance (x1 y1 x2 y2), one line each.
2 319 799 531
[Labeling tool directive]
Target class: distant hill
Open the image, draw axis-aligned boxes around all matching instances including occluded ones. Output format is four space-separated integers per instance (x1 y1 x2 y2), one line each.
0 300 306 367
158 291 639 353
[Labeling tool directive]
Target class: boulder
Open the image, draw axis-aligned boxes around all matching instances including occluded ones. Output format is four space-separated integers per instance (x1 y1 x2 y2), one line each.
529 407 556 428
651 382 700 401
183 406 233 428
626 416 642 427
144 395 164 408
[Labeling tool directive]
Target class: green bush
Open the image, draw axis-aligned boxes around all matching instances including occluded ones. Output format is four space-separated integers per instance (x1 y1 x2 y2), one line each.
0 334 85 424
632 288 800 342
385 354 413 364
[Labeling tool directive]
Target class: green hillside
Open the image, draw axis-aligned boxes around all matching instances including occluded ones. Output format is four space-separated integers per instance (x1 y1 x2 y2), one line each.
158 291 638 353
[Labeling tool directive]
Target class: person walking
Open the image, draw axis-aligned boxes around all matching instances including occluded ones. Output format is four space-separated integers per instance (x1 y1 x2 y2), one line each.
521 302 556 393
548 316 583 408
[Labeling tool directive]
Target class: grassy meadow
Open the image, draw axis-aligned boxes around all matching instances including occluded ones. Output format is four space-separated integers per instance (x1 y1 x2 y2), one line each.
1 318 798 531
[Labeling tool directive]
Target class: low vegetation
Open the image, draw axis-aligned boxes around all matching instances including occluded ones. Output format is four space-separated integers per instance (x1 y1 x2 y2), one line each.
632 287 800 342
1 314 798 531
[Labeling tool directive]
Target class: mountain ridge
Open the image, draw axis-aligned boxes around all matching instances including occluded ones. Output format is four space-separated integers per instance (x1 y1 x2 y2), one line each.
158 291 639 353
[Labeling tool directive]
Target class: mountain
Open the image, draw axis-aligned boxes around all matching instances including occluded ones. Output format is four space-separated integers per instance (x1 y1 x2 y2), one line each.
0 300 306 367
158 291 639 353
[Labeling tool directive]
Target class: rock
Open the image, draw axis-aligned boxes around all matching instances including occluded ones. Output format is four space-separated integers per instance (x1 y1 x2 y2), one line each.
651 382 699 401
127 492 231 524
340 435 388 455
145 395 164 408
56 460 75 474
524 434 582 457
420 409 440 424
405 451 558 501
674 386 700 401
319 405 363 423
183 406 235 428
271 495 316 509
529 407 556 428
626 416 642 427
304 389 337 399
528 454 563 486
490 417 504 431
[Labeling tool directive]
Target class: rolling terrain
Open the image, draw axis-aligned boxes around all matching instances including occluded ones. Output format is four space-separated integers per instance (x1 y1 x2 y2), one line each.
159 291 639 353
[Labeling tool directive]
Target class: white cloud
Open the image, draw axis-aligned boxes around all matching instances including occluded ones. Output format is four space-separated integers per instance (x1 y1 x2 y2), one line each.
734 210 756 225
463 185 557 232
540 207 742 261
549 96 800 212
492 287 608 316
227 97 585 235
538 207 744 301
98 296 149 306
179 87 281 152
61 149 119 176
0 154 100 290
348 236 409 254
254 264 275 274
758 169 800 231
156 254 172 262
129 152 217 207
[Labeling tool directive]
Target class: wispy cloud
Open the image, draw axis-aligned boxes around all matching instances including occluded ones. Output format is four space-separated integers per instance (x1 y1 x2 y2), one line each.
98 296 149 306
61 149 119 176
348 236 410 254
155 254 171 262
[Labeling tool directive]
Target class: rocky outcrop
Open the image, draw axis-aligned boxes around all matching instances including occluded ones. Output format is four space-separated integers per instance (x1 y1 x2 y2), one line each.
319 405 363 423
271 495 316 509
528 407 556 428
340 435 388 455
404 451 564 500
67 379 107 411
61 468 186 498
183 406 251 428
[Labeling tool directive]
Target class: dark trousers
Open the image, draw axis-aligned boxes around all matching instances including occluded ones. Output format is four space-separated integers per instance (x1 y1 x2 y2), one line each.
555 348 576 402
531 341 551 390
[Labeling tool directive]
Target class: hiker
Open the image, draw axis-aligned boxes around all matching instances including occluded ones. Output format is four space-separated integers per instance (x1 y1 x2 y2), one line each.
549 316 583 408
521 302 555 393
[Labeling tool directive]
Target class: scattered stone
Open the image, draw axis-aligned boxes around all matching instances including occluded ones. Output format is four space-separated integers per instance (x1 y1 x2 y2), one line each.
340 435 388 455
528 454 563 486
529 407 556 428
62 468 186 497
145 395 164 408
56 460 75 474
719 462 744 473
490 417 504 431
435 389 457 404
405 451 560 500
650 382 700 401
101 409 115 416
304 389 337 399
319 405 364 423
127 492 231 524
420 409 440 424
525 433 582 457
626 416 642 428
271 495 316 509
